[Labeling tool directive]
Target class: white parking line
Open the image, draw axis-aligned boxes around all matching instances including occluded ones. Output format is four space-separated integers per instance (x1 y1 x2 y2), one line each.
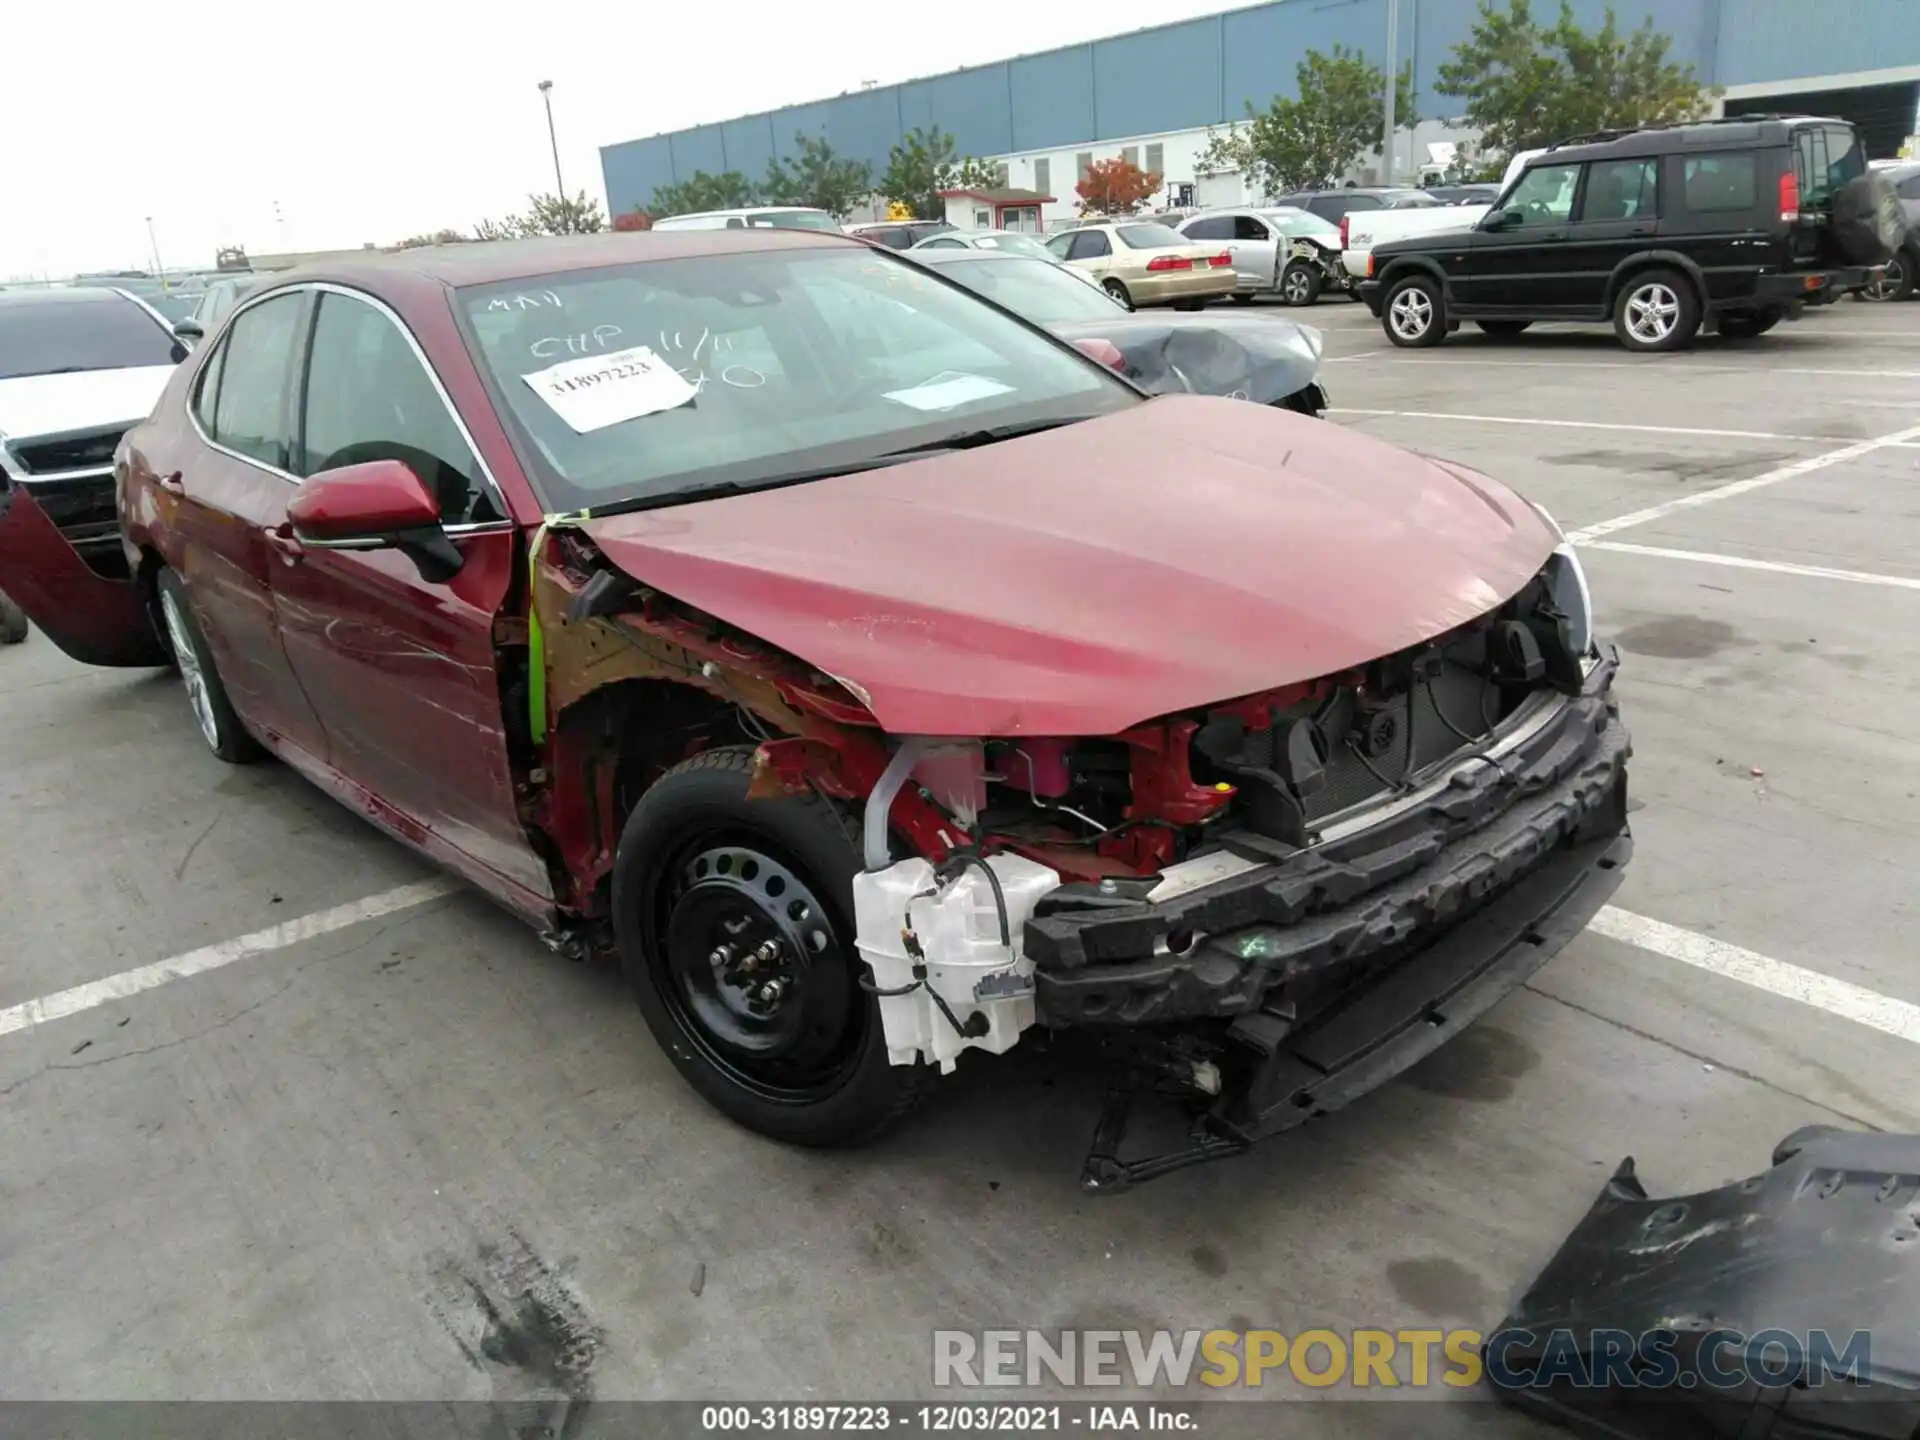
1565 422 1920 542
1584 540 1920 591
1375 357 1920 379
1590 908 1920 1046
0 880 456 1040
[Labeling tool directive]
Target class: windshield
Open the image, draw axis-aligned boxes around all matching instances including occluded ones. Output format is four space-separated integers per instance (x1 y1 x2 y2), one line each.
965 233 1057 261
0 293 178 379
1265 210 1341 242
459 247 1135 512
933 257 1126 324
1114 224 1188 249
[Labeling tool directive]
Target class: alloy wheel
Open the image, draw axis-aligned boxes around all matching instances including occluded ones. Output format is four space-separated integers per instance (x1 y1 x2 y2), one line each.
1388 287 1433 340
1863 254 1906 301
159 588 221 751
1625 282 1680 344
1283 269 1312 303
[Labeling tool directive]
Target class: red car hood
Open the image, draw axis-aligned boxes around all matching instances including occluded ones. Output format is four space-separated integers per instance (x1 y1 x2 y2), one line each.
579 396 1558 736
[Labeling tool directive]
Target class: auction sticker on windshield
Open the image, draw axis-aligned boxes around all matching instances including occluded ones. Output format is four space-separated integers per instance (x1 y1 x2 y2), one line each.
523 345 699 432
883 372 1015 412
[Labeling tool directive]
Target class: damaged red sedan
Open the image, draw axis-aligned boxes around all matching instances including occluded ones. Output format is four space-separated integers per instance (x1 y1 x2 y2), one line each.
0 231 1631 1188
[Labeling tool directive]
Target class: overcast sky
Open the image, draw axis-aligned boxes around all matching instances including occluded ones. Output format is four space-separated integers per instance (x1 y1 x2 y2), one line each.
5 0 1240 278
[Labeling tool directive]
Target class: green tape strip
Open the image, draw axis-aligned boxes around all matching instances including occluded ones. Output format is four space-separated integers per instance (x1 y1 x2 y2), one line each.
525 510 592 747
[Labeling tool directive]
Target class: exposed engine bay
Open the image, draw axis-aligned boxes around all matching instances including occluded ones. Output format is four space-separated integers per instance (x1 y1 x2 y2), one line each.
529 522 1627 1186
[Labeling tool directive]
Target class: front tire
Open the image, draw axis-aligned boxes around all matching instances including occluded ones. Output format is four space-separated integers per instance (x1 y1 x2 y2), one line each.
0 592 27 645
1613 270 1700 352
611 747 925 1148
156 569 261 763
1279 261 1321 307
1383 275 1446 347
1862 248 1914 302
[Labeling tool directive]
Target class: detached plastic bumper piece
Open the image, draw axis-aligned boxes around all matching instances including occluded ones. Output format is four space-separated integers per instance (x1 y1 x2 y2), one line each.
1490 1127 1920 1439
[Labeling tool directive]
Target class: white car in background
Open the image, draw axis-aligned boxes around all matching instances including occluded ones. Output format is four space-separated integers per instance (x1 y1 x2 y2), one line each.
650 207 843 233
1174 207 1347 304
1341 151 1543 281
907 229 1111 290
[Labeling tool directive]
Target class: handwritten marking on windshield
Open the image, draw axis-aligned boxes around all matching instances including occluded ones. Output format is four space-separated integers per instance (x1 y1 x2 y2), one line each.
654 328 766 392
487 291 563 313
529 324 624 358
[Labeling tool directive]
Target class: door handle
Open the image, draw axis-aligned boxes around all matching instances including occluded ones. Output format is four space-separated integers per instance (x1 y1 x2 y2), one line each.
263 524 305 564
156 471 185 496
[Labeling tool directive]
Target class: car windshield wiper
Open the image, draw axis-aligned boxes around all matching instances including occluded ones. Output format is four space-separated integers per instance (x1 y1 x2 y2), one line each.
873 414 1092 458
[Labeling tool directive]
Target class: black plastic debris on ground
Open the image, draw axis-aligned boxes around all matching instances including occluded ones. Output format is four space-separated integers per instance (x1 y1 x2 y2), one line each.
1487 1126 1920 1439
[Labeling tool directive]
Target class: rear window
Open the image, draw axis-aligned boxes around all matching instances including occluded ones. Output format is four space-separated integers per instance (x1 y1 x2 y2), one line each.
0 293 179 379
1114 224 1188 249
1681 153 1758 213
1792 126 1866 207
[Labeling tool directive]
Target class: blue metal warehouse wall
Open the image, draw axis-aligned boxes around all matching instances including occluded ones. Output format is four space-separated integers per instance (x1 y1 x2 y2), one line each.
600 0 1896 214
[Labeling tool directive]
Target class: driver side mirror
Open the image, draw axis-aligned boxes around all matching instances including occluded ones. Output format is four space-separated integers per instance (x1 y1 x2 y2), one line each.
287 459 463 583
1483 207 1524 231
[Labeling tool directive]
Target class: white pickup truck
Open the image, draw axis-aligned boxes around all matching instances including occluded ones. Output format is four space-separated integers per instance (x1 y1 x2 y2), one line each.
1342 151 1541 279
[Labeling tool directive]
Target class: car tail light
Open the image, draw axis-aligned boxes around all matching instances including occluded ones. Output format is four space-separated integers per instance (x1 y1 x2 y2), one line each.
1069 337 1127 370
1778 170 1800 221
1339 214 1351 248
1146 255 1193 271
1208 252 1232 267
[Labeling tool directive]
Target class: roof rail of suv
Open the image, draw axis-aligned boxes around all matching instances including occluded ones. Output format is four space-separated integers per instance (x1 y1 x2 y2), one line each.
1543 113 1798 152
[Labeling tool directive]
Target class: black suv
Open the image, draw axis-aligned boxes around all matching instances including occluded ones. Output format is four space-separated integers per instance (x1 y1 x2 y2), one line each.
1360 116 1902 352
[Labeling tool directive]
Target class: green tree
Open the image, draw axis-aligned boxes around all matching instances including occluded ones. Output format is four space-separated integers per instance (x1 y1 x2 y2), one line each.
650 170 758 218
395 228 468 249
1437 1 1715 164
881 127 961 219
762 133 874 218
475 192 606 239
1238 46 1416 194
951 156 1004 191
1195 123 1254 178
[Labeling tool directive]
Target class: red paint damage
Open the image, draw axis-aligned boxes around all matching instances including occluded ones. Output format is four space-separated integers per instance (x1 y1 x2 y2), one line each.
579 396 1558 738
0 487 166 667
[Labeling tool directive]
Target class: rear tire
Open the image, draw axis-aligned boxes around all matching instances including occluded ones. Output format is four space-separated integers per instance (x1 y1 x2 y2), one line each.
1279 261 1321 307
0 593 27 645
1102 278 1133 309
1612 269 1700 352
1230 293 1255 305
156 569 261 763
1474 320 1532 338
611 746 926 1149
1383 275 1446 347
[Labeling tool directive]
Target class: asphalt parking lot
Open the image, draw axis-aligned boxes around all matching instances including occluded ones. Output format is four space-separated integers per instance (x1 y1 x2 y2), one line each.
4 294 1918 1430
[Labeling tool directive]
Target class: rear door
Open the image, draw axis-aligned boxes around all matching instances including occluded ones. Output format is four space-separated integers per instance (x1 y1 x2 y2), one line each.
1657 149 1768 302
1558 156 1661 315
267 286 548 904
165 289 331 759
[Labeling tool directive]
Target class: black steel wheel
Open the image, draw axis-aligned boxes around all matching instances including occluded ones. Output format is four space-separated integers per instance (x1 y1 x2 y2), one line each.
612 747 925 1146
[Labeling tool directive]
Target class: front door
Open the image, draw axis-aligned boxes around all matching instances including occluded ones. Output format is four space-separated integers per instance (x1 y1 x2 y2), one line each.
1454 162 1581 313
161 289 330 760
1557 157 1660 315
1230 214 1280 289
267 287 549 905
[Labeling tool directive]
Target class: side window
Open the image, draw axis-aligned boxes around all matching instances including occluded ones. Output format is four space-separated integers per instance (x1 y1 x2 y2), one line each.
1045 232 1073 259
1067 230 1112 260
1232 215 1273 240
1182 216 1230 240
1682 153 1757 213
1580 158 1659 221
1305 197 1343 220
1502 163 1579 224
212 292 304 469
191 337 226 437
298 292 488 524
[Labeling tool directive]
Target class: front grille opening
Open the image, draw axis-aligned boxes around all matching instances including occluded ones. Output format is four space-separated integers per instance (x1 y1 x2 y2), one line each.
12 426 125 475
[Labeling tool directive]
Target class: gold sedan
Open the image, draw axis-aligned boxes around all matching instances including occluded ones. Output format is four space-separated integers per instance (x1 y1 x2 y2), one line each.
1044 220 1238 309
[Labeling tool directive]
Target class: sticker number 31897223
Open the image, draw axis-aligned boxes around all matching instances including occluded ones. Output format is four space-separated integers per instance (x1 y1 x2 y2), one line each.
522 344 700 433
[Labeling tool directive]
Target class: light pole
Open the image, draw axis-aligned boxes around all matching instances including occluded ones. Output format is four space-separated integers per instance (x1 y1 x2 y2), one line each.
537 80 565 198
145 216 166 286
1380 0 1400 186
